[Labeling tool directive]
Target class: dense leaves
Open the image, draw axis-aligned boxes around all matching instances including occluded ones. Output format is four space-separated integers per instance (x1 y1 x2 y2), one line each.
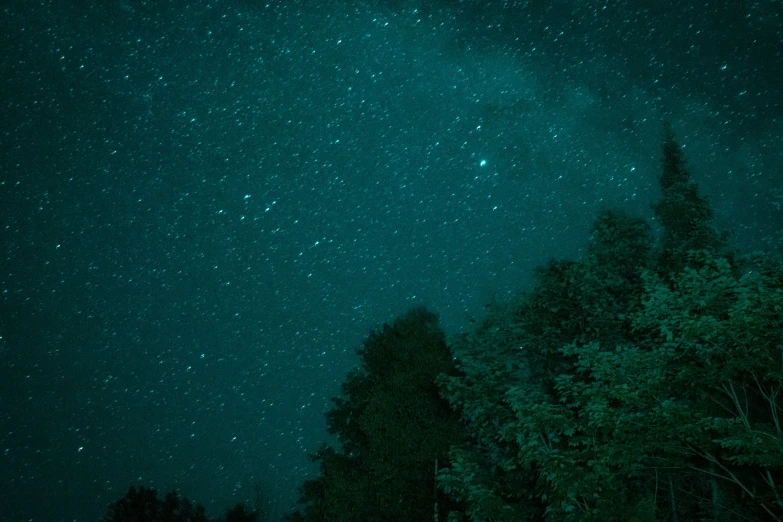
435 124 783 521
437 208 660 521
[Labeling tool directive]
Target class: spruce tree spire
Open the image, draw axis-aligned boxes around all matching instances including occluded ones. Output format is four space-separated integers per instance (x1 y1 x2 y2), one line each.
660 121 690 189
652 122 725 275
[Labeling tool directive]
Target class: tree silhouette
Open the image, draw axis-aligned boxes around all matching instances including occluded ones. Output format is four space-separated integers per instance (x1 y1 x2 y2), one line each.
101 486 260 522
223 503 258 522
437 207 658 521
435 124 783 520
652 122 731 275
287 306 466 521
100 486 209 522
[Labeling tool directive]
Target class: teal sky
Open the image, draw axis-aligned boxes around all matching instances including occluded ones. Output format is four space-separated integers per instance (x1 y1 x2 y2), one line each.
1 0 781 520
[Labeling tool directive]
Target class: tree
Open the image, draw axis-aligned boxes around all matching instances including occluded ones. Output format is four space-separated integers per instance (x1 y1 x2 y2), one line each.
287 307 467 521
435 125 783 521
223 503 258 522
626 249 783 519
101 486 262 522
651 122 732 276
100 486 210 522
437 209 658 521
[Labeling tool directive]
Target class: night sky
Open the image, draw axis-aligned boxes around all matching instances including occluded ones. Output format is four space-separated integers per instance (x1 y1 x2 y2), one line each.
1 0 781 520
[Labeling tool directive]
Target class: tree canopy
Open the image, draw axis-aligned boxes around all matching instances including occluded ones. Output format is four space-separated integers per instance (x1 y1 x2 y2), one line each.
101 124 782 522
435 124 783 521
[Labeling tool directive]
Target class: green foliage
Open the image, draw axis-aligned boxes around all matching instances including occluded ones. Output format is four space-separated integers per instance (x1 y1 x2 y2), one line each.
630 249 783 517
435 126 783 521
436 208 659 521
437 446 532 522
439 243 783 520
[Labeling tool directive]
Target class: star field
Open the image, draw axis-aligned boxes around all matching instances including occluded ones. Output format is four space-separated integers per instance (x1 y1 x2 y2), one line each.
1 1 781 520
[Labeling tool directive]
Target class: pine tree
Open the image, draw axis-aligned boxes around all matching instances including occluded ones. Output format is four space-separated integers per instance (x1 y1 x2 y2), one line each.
651 122 730 276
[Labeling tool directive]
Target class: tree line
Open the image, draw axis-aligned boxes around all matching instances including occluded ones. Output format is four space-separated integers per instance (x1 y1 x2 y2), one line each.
102 122 783 521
